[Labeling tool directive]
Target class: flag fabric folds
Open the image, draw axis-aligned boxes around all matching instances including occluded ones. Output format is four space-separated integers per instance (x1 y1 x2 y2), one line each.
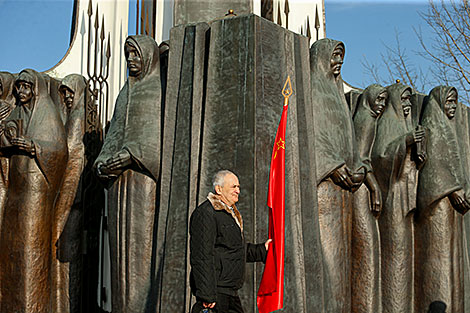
257 103 288 313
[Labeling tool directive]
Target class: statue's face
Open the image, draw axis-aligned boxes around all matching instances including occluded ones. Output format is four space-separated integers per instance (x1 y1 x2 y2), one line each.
444 89 457 119
15 81 33 104
371 90 387 116
125 42 143 77
60 86 75 109
330 45 344 77
401 89 412 117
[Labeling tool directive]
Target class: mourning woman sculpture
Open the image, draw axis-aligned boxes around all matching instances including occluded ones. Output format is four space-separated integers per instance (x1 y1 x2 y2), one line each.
371 83 425 313
0 72 15 228
94 35 162 313
310 38 365 313
414 86 470 313
351 84 387 313
51 74 87 313
0 69 68 312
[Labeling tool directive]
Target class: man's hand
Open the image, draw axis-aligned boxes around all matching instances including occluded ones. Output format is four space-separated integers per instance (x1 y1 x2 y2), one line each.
203 302 216 309
11 136 35 155
265 239 273 251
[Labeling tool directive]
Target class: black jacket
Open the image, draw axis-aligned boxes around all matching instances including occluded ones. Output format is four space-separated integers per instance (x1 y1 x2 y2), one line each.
189 196 267 303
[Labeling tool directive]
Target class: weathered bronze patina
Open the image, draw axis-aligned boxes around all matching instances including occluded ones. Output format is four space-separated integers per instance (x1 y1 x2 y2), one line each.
414 86 470 313
0 69 68 313
351 84 387 313
372 83 425 313
310 38 365 313
51 74 88 313
94 35 162 313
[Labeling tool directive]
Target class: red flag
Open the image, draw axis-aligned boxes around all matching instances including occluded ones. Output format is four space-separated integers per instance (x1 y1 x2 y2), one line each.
257 100 288 313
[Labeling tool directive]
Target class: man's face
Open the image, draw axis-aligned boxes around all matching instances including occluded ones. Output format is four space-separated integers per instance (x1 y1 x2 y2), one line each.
125 42 143 77
401 89 412 118
216 173 240 207
330 45 344 77
15 81 33 104
60 86 75 109
371 90 387 116
444 89 457 119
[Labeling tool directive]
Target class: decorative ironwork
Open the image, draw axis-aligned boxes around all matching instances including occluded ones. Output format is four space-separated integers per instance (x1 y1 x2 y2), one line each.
315 5 320 41
306 15 311 42
277 2 282 25
84 1 109 311
284 0 290 29
87 0 110 130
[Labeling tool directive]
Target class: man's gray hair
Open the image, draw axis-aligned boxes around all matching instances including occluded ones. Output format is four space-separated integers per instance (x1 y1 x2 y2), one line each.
213 170 235 190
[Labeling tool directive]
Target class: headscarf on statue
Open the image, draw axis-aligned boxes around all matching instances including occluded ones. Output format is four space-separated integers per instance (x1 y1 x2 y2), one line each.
310 38 363 184
417 86 469 210
95 35 161 181
371 83 414 204
353 84 387 173
0 72 15 107
7 69 67 188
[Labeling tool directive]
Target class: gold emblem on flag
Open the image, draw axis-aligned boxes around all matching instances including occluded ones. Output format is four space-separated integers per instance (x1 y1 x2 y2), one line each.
274 137 285 159
282 76 293 106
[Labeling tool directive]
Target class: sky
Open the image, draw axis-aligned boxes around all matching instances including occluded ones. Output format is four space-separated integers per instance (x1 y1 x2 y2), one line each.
0 0 437 92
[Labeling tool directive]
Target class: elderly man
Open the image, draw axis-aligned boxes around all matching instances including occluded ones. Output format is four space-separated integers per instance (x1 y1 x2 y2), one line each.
190 170 271 313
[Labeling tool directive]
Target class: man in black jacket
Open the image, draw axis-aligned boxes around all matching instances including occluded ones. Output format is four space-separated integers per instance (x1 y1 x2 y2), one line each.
190 170 271 313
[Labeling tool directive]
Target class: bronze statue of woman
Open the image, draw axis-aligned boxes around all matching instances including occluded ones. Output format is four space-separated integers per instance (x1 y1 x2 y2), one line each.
94 35 162 313
51 74 88 313
0 72 16 232
0 69 68 313
371 83 425 313
414 86 469 313
310 38 365 313
351 84 387 313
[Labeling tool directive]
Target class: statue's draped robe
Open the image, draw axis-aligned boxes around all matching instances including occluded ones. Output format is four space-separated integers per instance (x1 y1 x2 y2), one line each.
94 35 161 313
414 86 467 313
371 83 417 313
0 69 67 313
351 84 384 313
310 38 363 313
0 72 15 232
51 74 87 313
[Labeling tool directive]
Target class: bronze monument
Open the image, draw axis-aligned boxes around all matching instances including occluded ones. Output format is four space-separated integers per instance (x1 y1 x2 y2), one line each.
94 35 162 313
0 69 68 312
51 74 88 313
351 84 387 313
310 38 365 313
371 83 425 313
415 86 470 312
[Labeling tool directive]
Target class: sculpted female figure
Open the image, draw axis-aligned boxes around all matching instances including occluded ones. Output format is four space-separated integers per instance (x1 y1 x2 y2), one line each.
414 86 469 313
371 83 425 313
94 35 162 313
0 69 68 312
310 38 365 313
0 72 15 228
51 74 87 313
351 84 387 313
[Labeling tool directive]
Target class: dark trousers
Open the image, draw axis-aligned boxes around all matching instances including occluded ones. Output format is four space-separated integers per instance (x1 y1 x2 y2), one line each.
191 293 244 313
